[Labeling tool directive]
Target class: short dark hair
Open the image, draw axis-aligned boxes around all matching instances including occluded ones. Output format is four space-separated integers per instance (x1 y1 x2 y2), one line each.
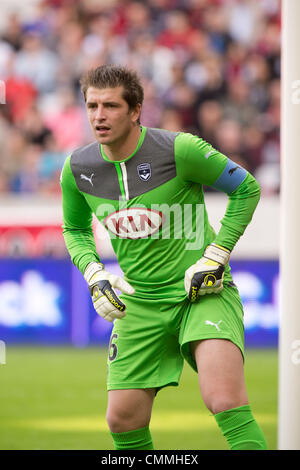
80 64 144 111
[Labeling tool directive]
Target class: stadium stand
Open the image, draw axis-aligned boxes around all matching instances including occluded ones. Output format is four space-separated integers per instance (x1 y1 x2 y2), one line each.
0 0 280 196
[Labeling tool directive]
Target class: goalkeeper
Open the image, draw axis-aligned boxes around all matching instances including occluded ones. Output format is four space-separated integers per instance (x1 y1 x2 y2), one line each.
60 65 267 451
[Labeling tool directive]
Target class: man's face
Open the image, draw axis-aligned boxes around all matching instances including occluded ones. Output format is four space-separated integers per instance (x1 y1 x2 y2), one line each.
85 86 141 146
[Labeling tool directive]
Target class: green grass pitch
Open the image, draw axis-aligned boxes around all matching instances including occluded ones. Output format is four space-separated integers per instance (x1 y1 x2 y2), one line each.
0 346 277 450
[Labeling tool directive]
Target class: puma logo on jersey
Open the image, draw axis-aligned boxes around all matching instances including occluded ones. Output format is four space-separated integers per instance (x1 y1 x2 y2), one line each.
80 173 94 186
205 320 223 331
204 149 214 159
228 166 240 176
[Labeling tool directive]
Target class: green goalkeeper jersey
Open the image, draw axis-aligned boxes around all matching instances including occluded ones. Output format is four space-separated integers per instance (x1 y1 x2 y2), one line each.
60 126 260 300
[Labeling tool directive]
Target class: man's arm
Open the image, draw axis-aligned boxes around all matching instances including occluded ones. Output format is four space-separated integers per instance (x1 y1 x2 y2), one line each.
60 155 101 274
174 132 261 251
213 172 260 251
174 132 260 300
60 155 134 321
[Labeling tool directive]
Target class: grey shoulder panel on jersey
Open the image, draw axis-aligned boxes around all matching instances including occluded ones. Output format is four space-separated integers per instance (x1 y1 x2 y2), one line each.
70 128 178 200
70 142 122 199
125 127 178 198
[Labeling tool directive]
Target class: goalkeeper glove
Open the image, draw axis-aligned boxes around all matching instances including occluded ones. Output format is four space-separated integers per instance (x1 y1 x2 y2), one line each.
84 262 135 322
184 243 230 302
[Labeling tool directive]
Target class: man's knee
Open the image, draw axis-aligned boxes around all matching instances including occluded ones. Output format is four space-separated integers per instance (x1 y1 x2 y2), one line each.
106 389 155 433
203 392 248 415
106 407 140 433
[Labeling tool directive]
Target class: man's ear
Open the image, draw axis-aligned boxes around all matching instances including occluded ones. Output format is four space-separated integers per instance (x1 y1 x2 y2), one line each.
131 103 142 124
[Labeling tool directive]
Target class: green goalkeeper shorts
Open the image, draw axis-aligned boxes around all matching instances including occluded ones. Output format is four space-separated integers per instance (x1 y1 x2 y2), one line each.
106 284 244 391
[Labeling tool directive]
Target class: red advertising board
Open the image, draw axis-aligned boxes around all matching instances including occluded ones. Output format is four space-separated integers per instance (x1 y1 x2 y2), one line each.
0 226 67 257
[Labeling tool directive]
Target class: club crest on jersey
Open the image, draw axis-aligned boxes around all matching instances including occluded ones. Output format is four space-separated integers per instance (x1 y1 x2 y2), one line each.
137 163 151 181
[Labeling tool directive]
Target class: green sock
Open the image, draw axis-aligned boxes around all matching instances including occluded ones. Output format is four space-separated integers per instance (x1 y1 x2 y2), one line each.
214 405 268 450
110 425 154 450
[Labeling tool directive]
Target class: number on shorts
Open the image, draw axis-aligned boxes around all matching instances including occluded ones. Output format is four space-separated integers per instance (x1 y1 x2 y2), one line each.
108 333 118 362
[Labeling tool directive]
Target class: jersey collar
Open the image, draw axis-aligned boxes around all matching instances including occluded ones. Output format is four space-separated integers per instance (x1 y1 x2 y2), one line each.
99 126 147 164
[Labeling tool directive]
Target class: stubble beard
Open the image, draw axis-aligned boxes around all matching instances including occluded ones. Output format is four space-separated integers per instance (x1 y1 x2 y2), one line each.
96 120 135 149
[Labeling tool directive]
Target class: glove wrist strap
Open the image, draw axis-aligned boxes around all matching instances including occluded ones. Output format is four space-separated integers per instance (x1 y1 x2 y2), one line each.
84 262 105 283
204 243 230 266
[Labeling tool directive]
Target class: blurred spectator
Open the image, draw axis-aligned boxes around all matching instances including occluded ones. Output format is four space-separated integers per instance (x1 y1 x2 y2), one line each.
224 41 248 82
159 107 184 132
214 118 252 172
38 133 68 194
221 76 257 126
162 77 198 132
243 52 272 111
226 0 263 46
255 161 280 196
0 13 23 51
10 143 42 193
215 118 243 156
202 4 232 54
81 14 113 60
0 39 14 78
0 127 28 187
18 104 52 145
4 54 38 123
0 0 280 196
242 125 264 169
156 9 198 62
0 173 9 193
55 20 85 86
43 86 87 152
14 31 58 94
140 78 163 128
124 2 155 40
196 100 223 148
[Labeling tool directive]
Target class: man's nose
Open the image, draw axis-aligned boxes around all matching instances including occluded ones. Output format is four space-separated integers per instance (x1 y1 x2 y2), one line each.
95 105 106 120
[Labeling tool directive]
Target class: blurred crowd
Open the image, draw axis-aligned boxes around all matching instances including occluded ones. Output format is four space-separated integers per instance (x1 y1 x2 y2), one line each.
0 0 281 196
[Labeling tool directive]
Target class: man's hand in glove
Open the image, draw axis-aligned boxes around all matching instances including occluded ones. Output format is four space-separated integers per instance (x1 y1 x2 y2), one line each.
84 262 135 321
184 243 230 302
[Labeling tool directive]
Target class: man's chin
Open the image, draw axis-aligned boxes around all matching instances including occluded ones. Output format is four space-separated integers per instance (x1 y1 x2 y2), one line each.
94 134 112 145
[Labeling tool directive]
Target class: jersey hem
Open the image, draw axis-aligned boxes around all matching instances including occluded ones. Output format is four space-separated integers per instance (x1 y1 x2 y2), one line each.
107 380 179 391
